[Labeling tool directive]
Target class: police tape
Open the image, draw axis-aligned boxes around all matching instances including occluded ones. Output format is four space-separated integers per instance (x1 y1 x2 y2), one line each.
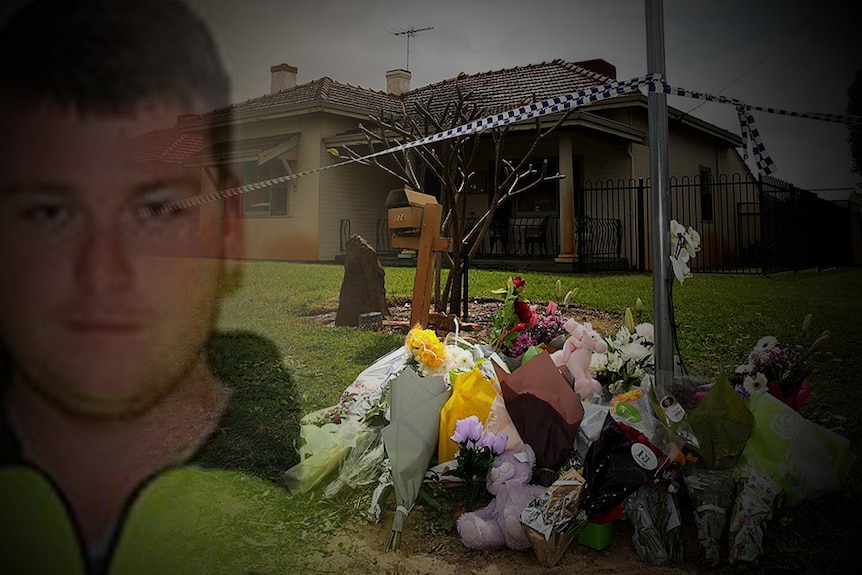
132 74 862 218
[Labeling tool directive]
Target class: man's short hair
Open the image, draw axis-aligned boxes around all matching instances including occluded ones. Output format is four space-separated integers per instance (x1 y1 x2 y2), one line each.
0 0 231 113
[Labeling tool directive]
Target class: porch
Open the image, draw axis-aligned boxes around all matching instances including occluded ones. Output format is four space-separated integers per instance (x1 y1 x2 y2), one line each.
339 173 860 275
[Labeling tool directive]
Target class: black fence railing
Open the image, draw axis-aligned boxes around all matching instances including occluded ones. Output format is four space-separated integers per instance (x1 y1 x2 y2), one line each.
577 174 856 274
359 174 856 274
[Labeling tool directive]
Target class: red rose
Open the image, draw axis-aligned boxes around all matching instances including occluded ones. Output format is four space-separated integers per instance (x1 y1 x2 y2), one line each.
514 299 533 322
512 276 525 290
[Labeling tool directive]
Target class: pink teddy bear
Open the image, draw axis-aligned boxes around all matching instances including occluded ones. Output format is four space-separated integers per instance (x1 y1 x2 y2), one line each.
550 318 607 400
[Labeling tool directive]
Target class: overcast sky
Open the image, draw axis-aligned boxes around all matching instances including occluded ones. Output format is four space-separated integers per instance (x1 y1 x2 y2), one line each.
184 0 859 196
1 0 857 195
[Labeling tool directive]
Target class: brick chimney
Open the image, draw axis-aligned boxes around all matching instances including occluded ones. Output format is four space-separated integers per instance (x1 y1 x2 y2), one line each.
270 63 298 94
386 69 411 96
574 58 616 80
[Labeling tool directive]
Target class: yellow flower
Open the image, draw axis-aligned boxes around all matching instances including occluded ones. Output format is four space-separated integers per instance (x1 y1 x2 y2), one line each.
406 324 445 368
610 386 644 407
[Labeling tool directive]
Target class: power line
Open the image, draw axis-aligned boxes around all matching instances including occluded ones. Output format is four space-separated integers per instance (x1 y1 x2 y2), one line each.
390 26 433 70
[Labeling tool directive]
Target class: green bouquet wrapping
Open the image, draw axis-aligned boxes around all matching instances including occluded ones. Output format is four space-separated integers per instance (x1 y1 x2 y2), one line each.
685 374 754 470
737 391 856 507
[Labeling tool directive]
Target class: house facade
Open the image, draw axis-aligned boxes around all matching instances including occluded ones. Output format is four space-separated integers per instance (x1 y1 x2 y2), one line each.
169 59 750 268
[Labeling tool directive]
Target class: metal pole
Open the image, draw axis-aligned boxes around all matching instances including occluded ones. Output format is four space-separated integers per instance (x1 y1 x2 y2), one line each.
646 0 674 386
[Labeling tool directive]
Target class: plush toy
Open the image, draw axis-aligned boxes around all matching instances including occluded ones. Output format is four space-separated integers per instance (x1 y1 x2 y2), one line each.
550 319 607 400
456 444 546 551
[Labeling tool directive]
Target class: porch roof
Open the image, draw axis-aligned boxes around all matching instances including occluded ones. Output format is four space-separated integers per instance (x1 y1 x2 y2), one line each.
183 133 301 166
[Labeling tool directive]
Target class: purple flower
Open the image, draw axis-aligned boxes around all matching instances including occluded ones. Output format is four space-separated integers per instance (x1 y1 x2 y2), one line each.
480 431 508 455
452 416 483 445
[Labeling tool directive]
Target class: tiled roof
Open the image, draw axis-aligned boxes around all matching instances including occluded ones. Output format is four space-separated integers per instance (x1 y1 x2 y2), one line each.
201 59 614 122
404 59 615 116
122 127 204 163
201 77 404 120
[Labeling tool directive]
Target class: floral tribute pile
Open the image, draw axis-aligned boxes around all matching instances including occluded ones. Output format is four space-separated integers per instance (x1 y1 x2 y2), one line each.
284 224 854 568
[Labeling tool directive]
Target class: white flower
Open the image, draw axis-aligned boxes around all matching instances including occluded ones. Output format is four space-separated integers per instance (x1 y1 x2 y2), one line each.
430 345 477 379
754 336 777 352
590 352 609 372
685 226 701 255
620 341 651 363
734 362 752 375
669 220 700 284
743 372 768 395
634 323 654 343
670 255 691 284
606 351 624 373
614 326 632 346
608 381 625 395
670 219 686 238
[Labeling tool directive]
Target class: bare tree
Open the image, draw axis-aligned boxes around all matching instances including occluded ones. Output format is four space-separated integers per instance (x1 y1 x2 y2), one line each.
340 85 572 317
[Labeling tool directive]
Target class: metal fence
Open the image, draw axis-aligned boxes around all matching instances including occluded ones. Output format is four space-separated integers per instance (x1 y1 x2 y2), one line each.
576 174 856 274
363 173 857 274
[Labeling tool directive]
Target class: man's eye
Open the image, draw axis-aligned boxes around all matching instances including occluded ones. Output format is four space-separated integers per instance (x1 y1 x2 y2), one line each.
138 200 183 220
19 201 70 225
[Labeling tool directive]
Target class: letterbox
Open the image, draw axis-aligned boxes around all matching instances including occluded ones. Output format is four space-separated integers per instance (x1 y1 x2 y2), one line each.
386 187 438 234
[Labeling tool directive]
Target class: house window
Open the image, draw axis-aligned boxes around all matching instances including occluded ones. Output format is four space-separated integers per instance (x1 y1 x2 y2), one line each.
243 159 290 216
699 166 714 222
511 157 559 217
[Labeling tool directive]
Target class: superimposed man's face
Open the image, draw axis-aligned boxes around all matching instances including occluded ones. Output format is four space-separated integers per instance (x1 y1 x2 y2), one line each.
0 101 241 418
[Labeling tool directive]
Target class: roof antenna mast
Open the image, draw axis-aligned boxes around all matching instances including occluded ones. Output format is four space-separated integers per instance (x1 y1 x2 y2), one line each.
391 26 433 70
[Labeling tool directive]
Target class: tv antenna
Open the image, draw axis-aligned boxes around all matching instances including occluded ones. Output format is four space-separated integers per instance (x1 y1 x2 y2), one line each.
390 26 433 70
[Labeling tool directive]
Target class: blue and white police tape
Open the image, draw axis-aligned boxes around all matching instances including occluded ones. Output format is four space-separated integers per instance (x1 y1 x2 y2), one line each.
131 74 862 218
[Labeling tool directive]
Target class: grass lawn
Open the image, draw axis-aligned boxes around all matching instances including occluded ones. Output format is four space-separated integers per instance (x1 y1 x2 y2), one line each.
219 262 861 428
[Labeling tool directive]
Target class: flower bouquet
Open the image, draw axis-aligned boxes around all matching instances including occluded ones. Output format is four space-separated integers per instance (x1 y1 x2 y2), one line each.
405 323 478 380
728 314 829 410
684 468 736 567
489 276 567 367
590 322 655 401
450 416 507 511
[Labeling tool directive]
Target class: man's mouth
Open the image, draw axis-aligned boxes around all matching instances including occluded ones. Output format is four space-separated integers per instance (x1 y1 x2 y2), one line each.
64 315 145 333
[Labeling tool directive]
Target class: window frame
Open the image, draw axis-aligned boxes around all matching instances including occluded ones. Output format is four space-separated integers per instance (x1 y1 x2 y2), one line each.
242 159 291 218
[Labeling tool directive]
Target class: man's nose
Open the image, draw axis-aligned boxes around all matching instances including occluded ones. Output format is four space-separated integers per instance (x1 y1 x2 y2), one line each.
74 220 132 295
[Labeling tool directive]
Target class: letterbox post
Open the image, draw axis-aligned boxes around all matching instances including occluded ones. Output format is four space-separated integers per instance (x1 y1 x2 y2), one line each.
386 187 450 328
410 202 442 327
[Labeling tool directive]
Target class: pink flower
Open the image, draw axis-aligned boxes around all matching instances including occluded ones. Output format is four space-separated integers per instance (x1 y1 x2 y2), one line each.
528 305 539 327
546 301 558 315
